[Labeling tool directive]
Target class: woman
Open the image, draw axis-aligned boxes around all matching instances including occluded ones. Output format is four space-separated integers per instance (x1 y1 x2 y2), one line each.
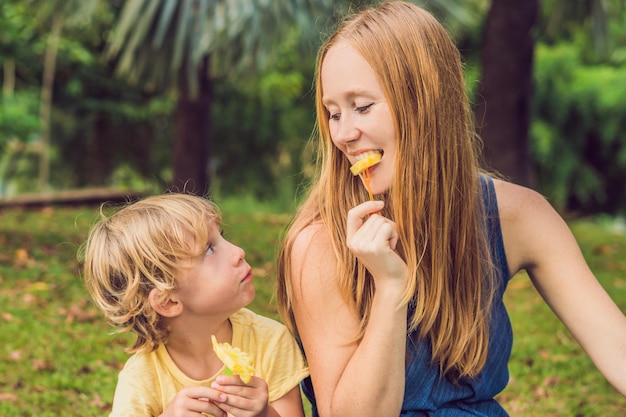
276 1 626 416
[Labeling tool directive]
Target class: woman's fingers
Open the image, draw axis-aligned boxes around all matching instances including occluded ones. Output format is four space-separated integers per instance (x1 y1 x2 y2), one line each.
347 201 398 253
346 201 407 286
346 200 385 240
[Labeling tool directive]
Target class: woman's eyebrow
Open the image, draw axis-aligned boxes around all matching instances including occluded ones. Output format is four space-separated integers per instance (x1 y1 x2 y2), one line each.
322 89 375 107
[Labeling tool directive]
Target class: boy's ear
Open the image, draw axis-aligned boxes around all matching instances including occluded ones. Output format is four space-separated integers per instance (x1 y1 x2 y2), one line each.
149 288 182 318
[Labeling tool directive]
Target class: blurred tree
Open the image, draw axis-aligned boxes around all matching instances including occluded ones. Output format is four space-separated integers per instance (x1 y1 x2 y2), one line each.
1 0 176 194
475 0 613 188
97 0 333 195
21 0 99 190
0 0 38 129
531 0 626 215
532 43 626 215
474 0 539 188
539 0 612 60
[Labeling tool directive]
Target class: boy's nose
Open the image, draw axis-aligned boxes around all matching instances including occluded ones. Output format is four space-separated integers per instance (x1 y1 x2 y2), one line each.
232 244 246 263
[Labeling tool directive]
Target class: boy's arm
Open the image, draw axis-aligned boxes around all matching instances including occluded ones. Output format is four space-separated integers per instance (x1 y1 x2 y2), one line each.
266 385 306 417
110 361 162 417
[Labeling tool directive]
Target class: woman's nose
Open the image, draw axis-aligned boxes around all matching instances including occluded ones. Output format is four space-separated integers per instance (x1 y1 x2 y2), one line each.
332 115 360 146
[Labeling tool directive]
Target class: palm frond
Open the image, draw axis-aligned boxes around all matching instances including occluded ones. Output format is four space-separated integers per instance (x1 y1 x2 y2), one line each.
102 0 335 93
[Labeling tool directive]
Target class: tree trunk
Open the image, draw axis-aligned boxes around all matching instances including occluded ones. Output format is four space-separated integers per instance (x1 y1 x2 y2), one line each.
3 58 15 98
89 114 109 186
172 56 212 195
474 0 538 188
39 14 63 191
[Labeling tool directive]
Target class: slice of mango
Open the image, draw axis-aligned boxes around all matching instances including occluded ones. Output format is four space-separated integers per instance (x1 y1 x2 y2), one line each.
211 335 255 383
350 152 382 176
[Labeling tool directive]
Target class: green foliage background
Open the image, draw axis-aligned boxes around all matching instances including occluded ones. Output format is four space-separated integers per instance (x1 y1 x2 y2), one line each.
532 43 626 214
1 0 625 215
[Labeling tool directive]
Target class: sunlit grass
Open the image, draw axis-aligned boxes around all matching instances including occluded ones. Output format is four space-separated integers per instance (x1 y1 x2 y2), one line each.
1 203 625 416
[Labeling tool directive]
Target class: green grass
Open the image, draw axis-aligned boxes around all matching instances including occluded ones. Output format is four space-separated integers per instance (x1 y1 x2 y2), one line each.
499 217 626 416
0 200 625 416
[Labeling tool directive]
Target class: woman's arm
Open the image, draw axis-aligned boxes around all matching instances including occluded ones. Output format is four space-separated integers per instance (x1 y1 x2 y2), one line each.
290 201 409 417
497 179 626 395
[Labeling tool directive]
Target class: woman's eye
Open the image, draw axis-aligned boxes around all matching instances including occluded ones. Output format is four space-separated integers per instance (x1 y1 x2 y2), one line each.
355 103 374 113
329 112 340 121
205 244 214 256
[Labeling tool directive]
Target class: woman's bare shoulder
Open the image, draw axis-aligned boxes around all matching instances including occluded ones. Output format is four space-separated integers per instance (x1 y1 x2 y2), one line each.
492 177 571 273
291 222 333 261
492 178 552 221
290 222 338 285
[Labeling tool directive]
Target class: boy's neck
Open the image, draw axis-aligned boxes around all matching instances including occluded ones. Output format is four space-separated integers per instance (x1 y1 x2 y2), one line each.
164 318 232 380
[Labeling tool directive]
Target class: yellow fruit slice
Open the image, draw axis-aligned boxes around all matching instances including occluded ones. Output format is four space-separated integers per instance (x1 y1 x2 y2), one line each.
211 335 255 383
350 152 382 176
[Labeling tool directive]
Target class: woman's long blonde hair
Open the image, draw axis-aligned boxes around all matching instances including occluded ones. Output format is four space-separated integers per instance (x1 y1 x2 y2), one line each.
277 1 496 380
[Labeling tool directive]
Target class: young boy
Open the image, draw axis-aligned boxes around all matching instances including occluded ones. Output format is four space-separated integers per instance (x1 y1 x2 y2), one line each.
81 193 308 417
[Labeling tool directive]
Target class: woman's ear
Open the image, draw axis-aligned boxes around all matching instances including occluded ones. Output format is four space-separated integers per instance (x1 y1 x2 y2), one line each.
149 288 182 317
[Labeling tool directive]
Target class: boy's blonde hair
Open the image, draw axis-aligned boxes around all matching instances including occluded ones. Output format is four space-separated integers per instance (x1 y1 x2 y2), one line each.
81 193 221 353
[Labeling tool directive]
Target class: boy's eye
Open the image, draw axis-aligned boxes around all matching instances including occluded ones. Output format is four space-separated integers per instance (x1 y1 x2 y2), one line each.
204 230 224 256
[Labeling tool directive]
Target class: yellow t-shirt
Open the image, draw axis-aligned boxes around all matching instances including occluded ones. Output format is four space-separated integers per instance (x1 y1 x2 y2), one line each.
110 308 309 417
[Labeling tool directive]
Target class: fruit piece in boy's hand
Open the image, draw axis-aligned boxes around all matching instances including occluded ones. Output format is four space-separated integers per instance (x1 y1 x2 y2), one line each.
211 335 255 383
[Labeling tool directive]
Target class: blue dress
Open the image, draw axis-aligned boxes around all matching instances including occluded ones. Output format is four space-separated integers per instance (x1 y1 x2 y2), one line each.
303 176 513 416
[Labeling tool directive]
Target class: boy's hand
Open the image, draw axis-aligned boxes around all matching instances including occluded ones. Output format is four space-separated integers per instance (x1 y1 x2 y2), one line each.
210 375 269 417
160 385 227 417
